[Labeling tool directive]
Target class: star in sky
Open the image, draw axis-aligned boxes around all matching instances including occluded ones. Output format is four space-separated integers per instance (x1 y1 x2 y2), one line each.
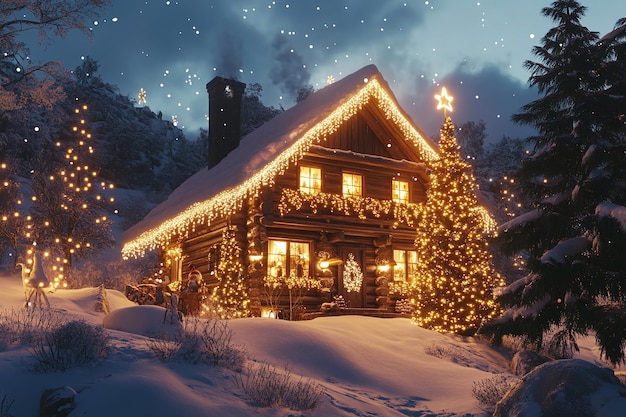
138 88 147 105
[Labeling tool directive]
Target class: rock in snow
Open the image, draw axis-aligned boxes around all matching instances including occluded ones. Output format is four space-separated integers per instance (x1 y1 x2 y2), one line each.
40 386 77 417
494 359 626 417
510 350 551 376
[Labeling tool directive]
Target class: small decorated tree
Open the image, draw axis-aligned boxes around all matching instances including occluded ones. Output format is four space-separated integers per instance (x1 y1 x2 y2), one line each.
211 226 250 318
412 88 502 335
342 253 363 293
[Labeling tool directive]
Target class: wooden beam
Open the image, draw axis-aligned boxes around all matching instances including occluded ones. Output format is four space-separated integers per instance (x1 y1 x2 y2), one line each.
373 234 392 247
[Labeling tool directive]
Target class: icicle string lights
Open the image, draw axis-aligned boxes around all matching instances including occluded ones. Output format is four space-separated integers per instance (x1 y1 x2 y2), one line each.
122 78 439 258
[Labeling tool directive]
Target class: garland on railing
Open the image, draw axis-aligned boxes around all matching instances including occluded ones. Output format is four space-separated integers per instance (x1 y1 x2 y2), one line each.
278 188 423 228
388 280 414 296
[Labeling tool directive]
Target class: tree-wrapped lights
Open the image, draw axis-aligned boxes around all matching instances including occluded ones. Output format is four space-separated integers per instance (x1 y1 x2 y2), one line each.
411 109 503 335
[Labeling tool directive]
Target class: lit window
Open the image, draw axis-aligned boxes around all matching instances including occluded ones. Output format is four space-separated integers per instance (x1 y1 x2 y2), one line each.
342 173 363 197
268 239 310 278
300 166 321 194
392 180 409 204
393 249 418 282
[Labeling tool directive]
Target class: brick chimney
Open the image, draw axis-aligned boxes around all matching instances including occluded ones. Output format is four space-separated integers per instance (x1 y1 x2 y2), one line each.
206 76 246 169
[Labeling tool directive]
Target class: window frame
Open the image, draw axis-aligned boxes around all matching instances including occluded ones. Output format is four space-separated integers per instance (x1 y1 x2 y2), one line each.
342 172 363 197
393 249 418 282
392 179 410 204
267 239 312 279
299 166 322 195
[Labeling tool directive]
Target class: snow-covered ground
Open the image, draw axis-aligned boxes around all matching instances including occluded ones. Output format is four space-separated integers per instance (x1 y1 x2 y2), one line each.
0 271 619 417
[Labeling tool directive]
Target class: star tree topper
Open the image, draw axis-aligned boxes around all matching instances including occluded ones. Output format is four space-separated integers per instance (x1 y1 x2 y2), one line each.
435 87 453 118
138 88 147 105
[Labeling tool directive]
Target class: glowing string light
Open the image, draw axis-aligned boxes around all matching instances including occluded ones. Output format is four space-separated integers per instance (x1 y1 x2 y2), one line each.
342 252 363 293
138 88 147 105
435 87 453 117
122 77 439 259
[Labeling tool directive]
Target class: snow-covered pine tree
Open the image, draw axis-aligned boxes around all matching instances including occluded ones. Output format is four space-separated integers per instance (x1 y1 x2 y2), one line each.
211 226 250 319
482 136 528 221
240 83 283 137
481 1 626 364
412 116 502 336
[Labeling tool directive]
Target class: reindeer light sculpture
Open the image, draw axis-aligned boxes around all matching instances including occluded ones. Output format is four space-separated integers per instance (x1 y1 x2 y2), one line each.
16 252 50 308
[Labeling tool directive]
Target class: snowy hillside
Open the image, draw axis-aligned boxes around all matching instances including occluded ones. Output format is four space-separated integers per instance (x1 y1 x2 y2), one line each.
0 271 622 417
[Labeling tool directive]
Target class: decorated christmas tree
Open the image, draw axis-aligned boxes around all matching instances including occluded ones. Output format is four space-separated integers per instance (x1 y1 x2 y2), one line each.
412 88 502 335
211 226 250 318
342 252 363 293
29 102 115 287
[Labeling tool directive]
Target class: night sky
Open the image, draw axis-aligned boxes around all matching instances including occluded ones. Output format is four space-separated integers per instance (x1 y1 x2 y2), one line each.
29 1 624 142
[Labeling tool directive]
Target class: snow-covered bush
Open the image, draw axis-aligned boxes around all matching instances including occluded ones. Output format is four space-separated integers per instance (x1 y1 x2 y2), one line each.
194 319 246 369
68 254 157 291
30 320 110 372
423 342 471 363
471 374 514 411
145 337 181 362
0 307 67 348
147 318 246 371
236 362 324 410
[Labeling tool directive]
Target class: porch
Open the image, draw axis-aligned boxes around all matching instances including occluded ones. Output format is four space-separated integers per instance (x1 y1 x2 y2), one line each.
300 307 411 320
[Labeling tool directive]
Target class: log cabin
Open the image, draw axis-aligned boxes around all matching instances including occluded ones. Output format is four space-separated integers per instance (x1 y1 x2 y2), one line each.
121 64 487 318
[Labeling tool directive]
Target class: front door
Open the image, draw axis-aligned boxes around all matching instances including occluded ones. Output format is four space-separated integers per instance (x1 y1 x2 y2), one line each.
339 246 365 308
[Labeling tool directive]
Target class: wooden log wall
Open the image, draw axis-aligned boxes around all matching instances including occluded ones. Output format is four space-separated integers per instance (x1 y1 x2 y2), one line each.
172 107 431 316
274 151 427 205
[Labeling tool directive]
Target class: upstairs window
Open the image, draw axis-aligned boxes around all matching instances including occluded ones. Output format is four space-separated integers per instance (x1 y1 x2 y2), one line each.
342 173 363 197
393 249 418 282
392 180 409 204
267 239 311 278
300 166 321 194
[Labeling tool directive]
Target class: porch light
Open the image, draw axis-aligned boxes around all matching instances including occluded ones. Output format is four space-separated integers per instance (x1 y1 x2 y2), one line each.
318 251 343 270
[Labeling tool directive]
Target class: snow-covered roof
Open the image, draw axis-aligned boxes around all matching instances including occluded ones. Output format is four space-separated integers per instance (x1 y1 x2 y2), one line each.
121 65 438 258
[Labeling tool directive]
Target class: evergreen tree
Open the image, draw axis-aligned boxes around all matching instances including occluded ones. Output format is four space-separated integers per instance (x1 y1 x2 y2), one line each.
482 1 626 364
240 83 282 137
211 226 250 318
456 120 486 165
412 117 502 336
482 136 528 222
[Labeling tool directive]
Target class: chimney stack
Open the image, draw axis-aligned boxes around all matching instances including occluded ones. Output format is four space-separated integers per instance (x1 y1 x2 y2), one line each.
206 76 246 169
